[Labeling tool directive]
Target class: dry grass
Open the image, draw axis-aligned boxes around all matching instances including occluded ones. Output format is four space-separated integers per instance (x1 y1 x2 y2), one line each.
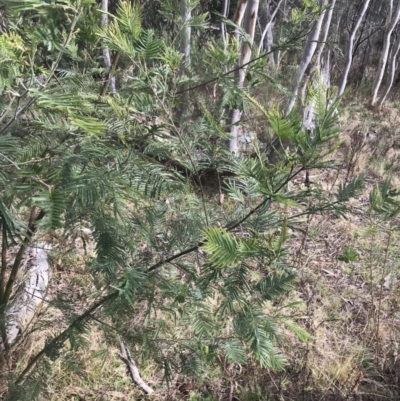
6 100 400 401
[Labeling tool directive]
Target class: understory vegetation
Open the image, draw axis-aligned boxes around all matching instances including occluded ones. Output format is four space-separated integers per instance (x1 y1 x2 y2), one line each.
1 0 400 400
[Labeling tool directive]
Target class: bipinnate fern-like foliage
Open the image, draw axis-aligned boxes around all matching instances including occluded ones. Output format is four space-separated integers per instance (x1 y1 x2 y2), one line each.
0 1 390 399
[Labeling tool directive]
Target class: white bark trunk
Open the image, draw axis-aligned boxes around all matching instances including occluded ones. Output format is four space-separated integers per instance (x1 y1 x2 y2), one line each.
233 0 248 41
178 0 191 117
285 0 328 116
180 0 191 66
370 0 400 106
337 0 372 97
101 0 116 94
221 0 229 52
302 53 331 132
258 0 283 59
275 0 288 69
314 0 336 66
229 0 260 154
299 0 336 105
377 33 400 106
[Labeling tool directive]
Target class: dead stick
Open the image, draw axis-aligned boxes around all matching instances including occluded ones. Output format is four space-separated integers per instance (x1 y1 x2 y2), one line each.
118 337 154 394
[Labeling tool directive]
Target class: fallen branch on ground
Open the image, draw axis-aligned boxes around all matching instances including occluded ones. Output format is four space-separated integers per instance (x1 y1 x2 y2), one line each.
118 337 154 394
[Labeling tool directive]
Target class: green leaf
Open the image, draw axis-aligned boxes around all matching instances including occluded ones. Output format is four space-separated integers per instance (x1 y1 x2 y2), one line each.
33 190 66 229
336 175 365 201
202 227 240 268
282 320 312 342
338 245 358 263
222 340 247 364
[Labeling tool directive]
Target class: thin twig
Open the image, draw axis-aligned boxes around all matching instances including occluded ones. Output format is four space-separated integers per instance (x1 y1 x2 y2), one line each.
15 292 118 384
15 165 306 381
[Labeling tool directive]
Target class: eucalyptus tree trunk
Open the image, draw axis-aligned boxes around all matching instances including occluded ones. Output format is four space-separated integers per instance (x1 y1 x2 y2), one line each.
276 0 288 68
180 0 191 66
101 0 116 94
221 0 229 51
258 0 283 63
285 0 328 116
230 0 260 154
370 0 400 107
300 0 336 102
376 32 400 106
233 0 248 40
178 0 191 117
337 0 372 97
314 0 336 66
302 53 331 132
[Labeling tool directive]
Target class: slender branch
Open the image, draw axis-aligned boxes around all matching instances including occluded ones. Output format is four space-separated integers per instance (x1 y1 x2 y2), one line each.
0 8 82 136
0 221 7 347
0 95 17 126
100 52 120 97
148 166 302 272
175 28 311 95
0 222 7 302
258 0 283 55
15 292 118 384
15 164 306 381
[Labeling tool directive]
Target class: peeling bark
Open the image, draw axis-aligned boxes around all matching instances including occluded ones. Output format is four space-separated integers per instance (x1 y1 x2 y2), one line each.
1 245 50 346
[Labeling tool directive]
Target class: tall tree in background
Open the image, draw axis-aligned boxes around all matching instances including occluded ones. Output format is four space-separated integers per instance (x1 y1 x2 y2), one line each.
258 0 283 63
376 30 400 106
101 0 117 94
337 0 371 97
370 0 400 107
285 0 328 115
230 0 260 154
178 0 191 116
300 0 336 108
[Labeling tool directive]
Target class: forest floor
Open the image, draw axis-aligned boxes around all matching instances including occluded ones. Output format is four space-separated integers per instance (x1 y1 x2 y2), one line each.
11 99 400 401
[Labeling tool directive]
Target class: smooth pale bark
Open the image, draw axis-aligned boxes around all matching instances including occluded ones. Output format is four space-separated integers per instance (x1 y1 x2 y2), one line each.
101 0 116 94
377 33 400 106
275 0 287 68
233 0 248 40
230 0 260 154
258 0 283 60
370 0 400 106
337 0 371 97
302 53 331 132
314 0 336 66
221 0 229 51
180 0 191 66
178 0 191 117
285 0 328 116
299 0 336 105
119 338 154 394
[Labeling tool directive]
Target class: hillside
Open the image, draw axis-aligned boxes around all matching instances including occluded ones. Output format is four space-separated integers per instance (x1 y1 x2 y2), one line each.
1 1 400 400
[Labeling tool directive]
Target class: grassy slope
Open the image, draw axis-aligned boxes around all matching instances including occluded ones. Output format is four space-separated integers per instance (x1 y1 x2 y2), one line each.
12 97 400 401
